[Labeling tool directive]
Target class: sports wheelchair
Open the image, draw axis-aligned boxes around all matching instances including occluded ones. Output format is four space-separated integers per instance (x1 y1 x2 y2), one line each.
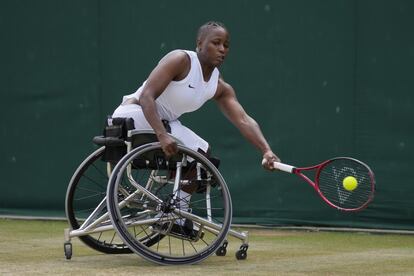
64 117 249 265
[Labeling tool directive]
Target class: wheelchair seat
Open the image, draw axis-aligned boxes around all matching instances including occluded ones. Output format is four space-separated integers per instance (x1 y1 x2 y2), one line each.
92 117 135 146
92 117 134 163
92 117 178 165
92 116 219 173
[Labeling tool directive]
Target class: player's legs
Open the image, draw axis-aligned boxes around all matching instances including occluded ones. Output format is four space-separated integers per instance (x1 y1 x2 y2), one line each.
112 104 152 129
112 104 210 233
112 104 210 153
168 120 209 153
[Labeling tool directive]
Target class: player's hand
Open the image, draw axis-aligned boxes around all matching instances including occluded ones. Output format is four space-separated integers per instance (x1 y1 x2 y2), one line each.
261 150 281 171
158 133 178 158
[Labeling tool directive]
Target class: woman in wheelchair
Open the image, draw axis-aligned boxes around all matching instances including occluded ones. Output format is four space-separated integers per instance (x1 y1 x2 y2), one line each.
65 21 280 264
111 21 280 236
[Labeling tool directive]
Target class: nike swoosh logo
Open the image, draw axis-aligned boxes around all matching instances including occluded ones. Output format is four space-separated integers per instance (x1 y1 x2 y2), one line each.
188 84 195 89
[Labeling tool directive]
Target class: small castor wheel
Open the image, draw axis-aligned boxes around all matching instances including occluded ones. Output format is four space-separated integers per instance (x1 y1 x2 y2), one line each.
216 240 228 256
64 242 72 260
235 244 248 260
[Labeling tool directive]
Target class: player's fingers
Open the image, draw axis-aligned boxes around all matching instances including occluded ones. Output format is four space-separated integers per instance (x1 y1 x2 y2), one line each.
268 160 277 171
163 149 171 158
161 139 178 158
261 158 276 171
168 143 179 158
162 146 173 158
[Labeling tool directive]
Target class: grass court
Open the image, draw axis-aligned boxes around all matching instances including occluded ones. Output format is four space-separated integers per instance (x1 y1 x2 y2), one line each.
1 219 414 275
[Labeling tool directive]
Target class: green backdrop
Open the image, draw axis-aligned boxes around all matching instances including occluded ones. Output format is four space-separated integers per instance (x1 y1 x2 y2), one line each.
1 0 413 230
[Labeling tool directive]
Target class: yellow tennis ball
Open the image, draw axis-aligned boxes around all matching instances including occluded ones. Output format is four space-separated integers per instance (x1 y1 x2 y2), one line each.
343 176 358 191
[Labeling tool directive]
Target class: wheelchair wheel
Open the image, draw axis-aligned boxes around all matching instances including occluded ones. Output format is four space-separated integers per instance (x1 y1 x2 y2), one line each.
65 147 131 254
107 143 232 265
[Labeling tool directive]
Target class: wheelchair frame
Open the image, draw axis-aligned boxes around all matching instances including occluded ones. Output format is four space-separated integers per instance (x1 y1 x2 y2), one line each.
64 129 249 264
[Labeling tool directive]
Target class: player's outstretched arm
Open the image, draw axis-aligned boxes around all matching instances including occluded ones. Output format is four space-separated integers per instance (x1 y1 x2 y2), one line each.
213 79 280 170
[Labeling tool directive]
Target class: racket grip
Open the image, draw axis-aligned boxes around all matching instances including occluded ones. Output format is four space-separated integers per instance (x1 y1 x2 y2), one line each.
273 162 295 173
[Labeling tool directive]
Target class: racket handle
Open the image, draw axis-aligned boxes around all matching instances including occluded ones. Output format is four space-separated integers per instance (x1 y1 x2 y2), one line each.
273 162 295 173
262 159 296 173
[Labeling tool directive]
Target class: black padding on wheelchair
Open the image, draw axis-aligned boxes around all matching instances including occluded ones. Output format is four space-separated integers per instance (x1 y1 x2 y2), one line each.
132 150 219 194
130 133 158 148
128 119 171 147
93 115 221 175
208 157 220 169
132 148 184 170
92 136 125 146
108 117 135 138
94 117 135 163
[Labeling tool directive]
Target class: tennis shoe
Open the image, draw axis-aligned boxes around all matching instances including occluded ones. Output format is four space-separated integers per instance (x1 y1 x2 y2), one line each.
169 219 204 240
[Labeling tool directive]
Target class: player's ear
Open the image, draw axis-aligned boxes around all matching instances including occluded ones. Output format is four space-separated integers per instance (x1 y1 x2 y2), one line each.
196 39 202 53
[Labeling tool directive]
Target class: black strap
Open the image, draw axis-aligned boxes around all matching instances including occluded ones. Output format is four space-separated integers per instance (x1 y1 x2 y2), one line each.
162 119 171 133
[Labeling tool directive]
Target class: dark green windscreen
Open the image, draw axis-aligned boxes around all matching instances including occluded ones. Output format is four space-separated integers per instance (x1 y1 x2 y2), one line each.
1 0 413 230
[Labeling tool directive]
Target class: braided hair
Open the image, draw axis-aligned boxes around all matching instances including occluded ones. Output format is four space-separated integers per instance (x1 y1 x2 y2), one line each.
196 21 228 42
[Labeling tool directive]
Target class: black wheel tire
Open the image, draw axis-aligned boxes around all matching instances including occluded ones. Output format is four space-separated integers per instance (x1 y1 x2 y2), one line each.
107 143 233 265
216 247 227 256
64 242 72 260
236 244 248 260
65 147 132 254
235 250 247 260
216 240 228 256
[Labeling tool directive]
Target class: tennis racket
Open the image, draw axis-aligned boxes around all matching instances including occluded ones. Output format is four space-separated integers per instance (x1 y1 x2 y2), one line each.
263 157 375 212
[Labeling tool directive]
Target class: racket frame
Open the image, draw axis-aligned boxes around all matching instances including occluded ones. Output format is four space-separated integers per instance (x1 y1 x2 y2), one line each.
273 157 375 212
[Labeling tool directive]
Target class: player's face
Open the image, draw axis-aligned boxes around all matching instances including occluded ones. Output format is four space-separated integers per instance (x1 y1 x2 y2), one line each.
198 27 229 67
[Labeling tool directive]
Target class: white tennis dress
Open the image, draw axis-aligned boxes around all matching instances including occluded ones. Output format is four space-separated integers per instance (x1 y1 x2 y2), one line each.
112 50 219 152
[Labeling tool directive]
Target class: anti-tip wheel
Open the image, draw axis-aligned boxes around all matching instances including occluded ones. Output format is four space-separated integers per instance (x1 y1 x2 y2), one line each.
215 240 228 256
64 242 72 260
235 244 248 260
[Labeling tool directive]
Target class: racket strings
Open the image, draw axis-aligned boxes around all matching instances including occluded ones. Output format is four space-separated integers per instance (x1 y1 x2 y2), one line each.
317 159 374 210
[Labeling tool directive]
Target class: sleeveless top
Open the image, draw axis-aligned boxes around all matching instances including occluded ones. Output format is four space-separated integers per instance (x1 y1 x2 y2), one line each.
121 50 220 121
